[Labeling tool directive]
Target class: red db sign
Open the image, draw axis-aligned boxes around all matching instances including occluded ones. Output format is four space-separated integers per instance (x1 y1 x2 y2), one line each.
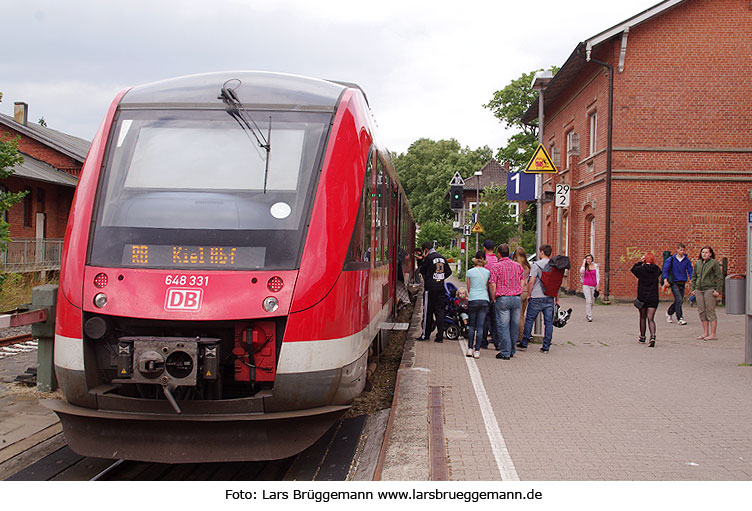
165 288 203 311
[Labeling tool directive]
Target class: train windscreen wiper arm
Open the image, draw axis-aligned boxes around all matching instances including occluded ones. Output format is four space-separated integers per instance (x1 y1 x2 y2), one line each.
219 79 272 193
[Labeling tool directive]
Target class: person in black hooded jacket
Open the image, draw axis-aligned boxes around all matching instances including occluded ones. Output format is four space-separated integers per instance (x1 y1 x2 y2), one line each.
417 241 452 342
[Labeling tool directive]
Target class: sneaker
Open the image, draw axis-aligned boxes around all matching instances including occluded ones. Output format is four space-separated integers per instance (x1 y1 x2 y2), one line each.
473 351 480 359
495 353 510 359
540 348 549 353
434 338 443 343
586 316 592 322
666 313 673 323
416 336 427 341
678 318 687 325
466 348 473 357
516 343 527 351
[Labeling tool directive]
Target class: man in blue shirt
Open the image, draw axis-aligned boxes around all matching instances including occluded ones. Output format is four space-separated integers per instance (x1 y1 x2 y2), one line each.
662 243 693 325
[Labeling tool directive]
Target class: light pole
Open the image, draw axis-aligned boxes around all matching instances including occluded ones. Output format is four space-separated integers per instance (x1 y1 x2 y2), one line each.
474 170 482 252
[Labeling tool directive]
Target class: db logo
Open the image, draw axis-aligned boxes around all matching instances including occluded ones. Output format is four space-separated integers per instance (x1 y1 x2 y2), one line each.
165 288 203 311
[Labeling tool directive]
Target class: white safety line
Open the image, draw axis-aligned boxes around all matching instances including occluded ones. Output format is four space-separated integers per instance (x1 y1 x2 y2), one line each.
458 342 520 481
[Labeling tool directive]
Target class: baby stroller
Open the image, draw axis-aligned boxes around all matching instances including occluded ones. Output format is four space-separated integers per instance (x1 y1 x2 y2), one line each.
443 282 468 340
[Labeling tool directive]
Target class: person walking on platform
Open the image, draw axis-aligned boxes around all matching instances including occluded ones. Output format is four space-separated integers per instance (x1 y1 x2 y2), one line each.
662 243 693 325
465 250 491 358
632 252 662 347
690 246 723 340
513 247 531 340
481 239 500 350
417 241 452 343
488 244 524 360
580 254 601 322
518 244 556 353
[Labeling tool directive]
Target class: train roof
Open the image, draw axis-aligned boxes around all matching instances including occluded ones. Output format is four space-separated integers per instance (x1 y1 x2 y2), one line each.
120 71 352 111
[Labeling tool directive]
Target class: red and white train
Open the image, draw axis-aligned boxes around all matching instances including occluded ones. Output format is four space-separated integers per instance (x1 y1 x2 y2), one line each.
45 71 415 462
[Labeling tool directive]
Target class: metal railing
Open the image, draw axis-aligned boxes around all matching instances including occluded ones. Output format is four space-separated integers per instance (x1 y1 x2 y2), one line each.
1 238 64 273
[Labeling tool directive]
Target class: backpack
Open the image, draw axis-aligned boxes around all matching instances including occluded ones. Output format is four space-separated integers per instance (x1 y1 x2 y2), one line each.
537 255 570 297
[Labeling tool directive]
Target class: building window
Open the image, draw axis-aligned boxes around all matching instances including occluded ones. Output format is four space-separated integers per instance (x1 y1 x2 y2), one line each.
589 112 597 155
566 131 579 169
589 217 596 255
563 213 569 256
23 188 33 227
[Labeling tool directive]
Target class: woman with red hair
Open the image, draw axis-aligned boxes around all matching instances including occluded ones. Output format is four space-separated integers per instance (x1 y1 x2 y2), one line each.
631 252 662 347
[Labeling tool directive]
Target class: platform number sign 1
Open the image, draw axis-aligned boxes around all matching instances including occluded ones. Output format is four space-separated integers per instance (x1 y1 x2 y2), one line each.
555 184 570 208
506 171 536 201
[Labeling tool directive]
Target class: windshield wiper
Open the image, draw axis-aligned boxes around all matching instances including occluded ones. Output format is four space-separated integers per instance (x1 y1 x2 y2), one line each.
219 78 272 193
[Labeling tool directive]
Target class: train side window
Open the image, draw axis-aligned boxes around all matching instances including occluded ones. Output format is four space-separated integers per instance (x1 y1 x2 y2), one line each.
375 160 383 264
343 147 373 270
381 170 390 263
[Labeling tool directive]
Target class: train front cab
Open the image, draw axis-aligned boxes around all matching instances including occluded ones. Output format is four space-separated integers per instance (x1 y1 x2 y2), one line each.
45 72 412 463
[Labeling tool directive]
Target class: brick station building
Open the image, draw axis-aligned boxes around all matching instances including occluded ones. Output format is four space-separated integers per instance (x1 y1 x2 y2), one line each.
522 0 752 300
1 102 89 273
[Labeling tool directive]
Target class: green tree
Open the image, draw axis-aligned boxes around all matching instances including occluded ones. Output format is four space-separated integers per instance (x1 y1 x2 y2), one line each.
416 220 454 249
394 138 492 225
476 186 518 248
483 67 558 170
0 134 27 251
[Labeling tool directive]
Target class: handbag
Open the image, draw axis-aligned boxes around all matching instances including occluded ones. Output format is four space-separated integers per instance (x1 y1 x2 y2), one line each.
634 298 645 308
594 290 600 298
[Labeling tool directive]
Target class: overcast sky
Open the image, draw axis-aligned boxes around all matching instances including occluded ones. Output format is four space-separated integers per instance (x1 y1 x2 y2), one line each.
1 0 660 155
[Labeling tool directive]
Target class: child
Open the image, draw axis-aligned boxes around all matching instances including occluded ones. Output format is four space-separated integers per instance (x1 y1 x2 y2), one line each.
454 288 470 328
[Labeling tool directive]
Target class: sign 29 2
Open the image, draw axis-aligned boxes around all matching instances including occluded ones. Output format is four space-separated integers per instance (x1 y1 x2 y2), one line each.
555 184 570 208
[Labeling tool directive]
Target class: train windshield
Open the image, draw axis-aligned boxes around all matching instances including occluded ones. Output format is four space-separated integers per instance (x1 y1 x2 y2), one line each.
88 109 332 270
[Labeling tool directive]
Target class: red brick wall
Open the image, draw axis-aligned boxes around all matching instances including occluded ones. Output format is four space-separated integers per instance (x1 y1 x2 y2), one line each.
1 126 80 241
540 0 752 300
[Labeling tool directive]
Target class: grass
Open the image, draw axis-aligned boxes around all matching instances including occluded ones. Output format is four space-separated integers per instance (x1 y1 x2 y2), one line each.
0 272 58 312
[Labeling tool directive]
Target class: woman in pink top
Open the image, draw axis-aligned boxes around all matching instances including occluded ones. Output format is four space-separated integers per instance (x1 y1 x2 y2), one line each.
580 254 601 322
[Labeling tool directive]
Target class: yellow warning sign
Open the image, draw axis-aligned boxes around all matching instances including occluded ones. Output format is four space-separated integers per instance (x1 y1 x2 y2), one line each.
206 371 212 377
121 369 127 374
471 221 485 234
523 144 558 173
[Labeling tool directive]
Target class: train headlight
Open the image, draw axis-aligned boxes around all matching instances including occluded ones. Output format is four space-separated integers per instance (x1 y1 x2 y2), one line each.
93 293 108 308
262 296 279 313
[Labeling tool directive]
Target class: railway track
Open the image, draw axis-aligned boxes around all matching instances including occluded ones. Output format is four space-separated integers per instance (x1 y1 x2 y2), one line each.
0 333 34 348
5 414 375 481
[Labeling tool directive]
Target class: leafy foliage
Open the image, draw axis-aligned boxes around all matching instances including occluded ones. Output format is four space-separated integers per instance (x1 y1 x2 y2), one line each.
416 220 454 249
0 134 28 251
394 138 492 225
475 186 518 248
483 67 558 170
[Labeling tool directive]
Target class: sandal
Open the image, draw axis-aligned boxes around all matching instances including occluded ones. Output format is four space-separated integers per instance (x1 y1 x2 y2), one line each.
648 336 656 348
697 335 707 340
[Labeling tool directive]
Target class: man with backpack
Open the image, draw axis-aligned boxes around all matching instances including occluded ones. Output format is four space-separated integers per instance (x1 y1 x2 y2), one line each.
517 244 559 353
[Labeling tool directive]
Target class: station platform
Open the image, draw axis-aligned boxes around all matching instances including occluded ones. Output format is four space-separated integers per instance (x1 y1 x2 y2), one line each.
378 275 752 480
3 279 752 481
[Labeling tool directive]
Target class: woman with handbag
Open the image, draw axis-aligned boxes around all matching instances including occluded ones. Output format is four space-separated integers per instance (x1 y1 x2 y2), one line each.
690 246 723 340
580 254 601 322
631 252 662 347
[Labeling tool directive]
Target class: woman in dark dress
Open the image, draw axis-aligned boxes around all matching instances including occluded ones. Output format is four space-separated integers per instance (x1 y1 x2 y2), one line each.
631 252 662 347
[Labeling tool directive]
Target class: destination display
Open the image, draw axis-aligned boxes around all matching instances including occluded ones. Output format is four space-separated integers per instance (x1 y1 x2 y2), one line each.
122 244 265 269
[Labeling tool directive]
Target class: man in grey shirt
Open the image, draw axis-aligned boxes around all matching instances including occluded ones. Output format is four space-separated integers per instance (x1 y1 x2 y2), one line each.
518 244 555 353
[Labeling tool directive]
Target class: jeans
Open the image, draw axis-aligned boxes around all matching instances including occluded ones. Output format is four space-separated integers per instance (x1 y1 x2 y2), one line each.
667 282 686 320
520 296 555 350
467 300 489 351
495 295 521 358
482 300 499 349
583 285 595 319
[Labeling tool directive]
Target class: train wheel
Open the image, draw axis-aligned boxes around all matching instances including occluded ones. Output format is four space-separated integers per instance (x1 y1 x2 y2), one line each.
445 324 460 340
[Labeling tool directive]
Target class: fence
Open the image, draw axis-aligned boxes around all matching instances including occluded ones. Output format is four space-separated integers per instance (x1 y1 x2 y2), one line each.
1 238 64 273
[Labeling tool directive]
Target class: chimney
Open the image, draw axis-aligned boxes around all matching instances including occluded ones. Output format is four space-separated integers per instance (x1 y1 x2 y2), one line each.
503 161 510 171
14 102 28 126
